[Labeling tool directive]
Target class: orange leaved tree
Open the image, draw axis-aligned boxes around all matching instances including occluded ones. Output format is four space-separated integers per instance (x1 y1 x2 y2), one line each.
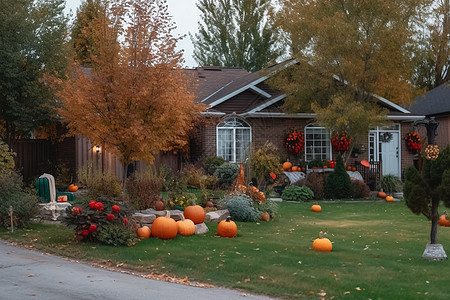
56 0 204 184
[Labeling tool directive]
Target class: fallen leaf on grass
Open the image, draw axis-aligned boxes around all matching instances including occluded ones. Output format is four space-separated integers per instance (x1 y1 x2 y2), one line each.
244 278 251 283
344 291 350 295
259 276 265 280
355 287 362 291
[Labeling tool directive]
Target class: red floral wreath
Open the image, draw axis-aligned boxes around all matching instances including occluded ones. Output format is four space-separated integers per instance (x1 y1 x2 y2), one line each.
331 131 352 151
404 131 421 151
285 128 304 153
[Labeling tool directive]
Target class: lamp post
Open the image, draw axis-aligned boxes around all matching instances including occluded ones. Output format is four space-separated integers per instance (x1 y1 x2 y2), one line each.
95 145 100 172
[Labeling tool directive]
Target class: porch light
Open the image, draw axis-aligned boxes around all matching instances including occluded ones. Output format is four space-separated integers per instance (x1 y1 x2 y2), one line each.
96 145 101 153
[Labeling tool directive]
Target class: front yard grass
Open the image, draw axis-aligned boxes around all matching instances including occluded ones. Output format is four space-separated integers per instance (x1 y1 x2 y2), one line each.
1 201 450 299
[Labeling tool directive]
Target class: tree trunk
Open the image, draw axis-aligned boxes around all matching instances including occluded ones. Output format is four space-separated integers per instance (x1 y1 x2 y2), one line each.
430 198 440 244
122 162 127 190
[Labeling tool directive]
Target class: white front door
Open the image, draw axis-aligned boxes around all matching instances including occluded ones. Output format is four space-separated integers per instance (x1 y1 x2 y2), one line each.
380 132 400 177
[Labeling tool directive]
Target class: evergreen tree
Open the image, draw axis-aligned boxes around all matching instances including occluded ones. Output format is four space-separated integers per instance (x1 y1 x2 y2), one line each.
324 154 353 199
191 0 284 71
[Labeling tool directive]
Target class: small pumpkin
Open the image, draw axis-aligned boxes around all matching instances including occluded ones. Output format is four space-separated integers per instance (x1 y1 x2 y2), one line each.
312 231 332 252
136 226 151 239
385 195 394 202
291 166 299 172
205 200 214 208
177 215 196 236
184 205 206 224
351 167 356 172
68 184 78 192
154 199 165 211
217 216 237 238
151 211 178 240
346 166 352 171
377 191 386 198
282 161 292 171
439 213 450 227
311 204 322 212
260 212 270 221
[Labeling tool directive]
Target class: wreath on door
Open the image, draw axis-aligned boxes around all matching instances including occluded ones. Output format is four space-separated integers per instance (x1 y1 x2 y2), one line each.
380 132 393 143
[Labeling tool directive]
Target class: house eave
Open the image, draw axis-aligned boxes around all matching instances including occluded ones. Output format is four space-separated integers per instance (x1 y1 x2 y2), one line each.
387 115 425 121
240 112 317 118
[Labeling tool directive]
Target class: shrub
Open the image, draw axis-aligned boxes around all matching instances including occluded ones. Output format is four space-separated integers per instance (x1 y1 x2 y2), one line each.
203 156 226 175
324 154 353 199
351 179 371 198
250 142 281 190
214 162 239 187
181 164 204 188
126 168 163 210
220 194 261 222
380 174 402 194
257 199 278 218
296 172 326 200
168 192 197 211
77 164 122 198
281 185 314 201
158 164 173 191
62 197 135 246
199 175 218 190
0 140 16 173
0 171 38 228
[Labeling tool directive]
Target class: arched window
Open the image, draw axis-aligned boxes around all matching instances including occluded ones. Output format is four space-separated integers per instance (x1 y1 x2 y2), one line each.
216 118 251 163
305 124 331 161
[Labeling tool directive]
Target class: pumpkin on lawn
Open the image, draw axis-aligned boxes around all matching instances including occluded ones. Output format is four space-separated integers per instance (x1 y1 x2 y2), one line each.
439 212 450 227
177 215 196 236
184 205 205 224
136 226 151 239
312 231 332 252
260 212 270 222
151 211 178 240
311 204 322 212
217 216 237 238
385 195 394 202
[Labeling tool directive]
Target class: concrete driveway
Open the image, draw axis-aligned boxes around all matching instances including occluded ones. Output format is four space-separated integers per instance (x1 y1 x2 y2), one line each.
0 240 273 300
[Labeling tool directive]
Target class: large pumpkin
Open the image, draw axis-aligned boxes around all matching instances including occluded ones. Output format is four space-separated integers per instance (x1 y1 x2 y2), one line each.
177 215 196 236
311 204 322 212
217 216 237 238
184 205 205 224
282 161 292 171
151 211 178 240
68 184 78 192
439 214 450 227
136 226 151 239
312 231 332 252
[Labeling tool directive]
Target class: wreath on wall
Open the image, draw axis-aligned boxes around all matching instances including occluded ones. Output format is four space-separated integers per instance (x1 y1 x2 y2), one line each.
380 132 393 143
404 131 421 151
285 128 305 153
331 131 352 151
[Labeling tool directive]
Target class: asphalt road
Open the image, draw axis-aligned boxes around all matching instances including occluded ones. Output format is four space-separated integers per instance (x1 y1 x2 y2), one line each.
0 240 273 300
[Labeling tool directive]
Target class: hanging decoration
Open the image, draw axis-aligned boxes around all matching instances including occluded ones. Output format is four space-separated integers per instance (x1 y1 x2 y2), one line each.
404 131 421 151
285 128 305 153
331 131 351 151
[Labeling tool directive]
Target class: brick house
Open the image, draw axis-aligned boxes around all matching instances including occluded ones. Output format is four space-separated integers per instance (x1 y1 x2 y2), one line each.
188 60 425 181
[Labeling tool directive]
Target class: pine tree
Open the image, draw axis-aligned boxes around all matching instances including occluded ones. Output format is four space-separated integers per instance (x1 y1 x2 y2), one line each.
324 154 353 199
191 0 284 71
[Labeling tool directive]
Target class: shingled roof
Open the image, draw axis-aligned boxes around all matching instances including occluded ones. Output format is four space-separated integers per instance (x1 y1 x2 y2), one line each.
409 82 450 116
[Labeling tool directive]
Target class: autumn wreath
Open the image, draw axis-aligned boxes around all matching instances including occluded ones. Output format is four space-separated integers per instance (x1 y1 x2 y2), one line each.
404 131 421 151
285 128 305 153
331 131 352 151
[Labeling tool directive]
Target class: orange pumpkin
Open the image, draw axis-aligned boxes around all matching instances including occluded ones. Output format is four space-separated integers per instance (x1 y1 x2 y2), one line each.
385 196 394 202
217 217 237 238
205 201 214 208
439 214 450 227
151 211 178 240
260 212 270 221
184 205 206 224
377 191 386 198
351 167 356 172
301 167 306 172
68 184 78 192
311 204 322 212
136 226 151 239
282 161 292 171
291 166 299 172
312 231 332 252
154 200 165 211
177 215 196 236
346 166 352 171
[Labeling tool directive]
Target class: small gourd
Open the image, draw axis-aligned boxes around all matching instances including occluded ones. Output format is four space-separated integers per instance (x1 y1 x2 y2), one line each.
260 212 270 222
136 226 151 239
311 204 322 212
177 215 196 236
217 216 237 238
312 231 332 252
68 184 78 192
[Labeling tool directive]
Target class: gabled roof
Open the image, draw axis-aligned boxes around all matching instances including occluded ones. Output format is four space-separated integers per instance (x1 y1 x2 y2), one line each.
409 82 450 116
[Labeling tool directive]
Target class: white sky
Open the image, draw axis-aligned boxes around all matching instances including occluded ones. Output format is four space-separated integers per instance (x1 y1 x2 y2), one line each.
64 0 200 68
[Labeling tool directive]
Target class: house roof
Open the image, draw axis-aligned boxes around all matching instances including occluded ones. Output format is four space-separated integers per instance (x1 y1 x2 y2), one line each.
409 82 450 116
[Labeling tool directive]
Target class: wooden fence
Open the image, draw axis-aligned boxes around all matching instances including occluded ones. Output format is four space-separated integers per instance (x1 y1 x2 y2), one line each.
355 161 382 190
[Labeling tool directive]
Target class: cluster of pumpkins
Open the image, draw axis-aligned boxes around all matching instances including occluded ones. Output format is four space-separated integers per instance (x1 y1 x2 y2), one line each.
282 162 306 172
377 191 394 202
136 205 237 240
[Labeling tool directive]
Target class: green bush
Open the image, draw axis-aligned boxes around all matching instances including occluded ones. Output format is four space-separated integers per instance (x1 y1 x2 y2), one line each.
126 168 163 210
351 179 371 198
281 185 314 201
98 223 138 246
0 140 16 173
257 199 278 218
324 154 353 199
0 171 38 228
380 174 402 194
203 156 226 175
158 164 173 191
214 162 239 187
220 194 261 222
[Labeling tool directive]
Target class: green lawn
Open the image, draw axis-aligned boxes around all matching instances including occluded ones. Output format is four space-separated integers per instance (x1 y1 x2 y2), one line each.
1 201 450 299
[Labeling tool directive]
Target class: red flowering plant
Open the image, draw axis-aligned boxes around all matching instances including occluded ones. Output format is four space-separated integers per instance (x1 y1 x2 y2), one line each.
285 128 305 153
331 131 352 151
404 131 421 151
63 197 137 246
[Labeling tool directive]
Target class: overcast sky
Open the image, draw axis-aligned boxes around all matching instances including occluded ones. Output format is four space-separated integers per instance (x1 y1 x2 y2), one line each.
64 0 200 68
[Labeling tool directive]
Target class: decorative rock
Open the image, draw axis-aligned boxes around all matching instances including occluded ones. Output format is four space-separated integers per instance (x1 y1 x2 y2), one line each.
205 209 230 223
132 213 156 224
195 222 209 235
422 244 448 261
132 209 184 224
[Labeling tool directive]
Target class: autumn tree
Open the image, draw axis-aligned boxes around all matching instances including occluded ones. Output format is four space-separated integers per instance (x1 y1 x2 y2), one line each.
191 0 284 72
56 0 204 184
0 0 69 143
